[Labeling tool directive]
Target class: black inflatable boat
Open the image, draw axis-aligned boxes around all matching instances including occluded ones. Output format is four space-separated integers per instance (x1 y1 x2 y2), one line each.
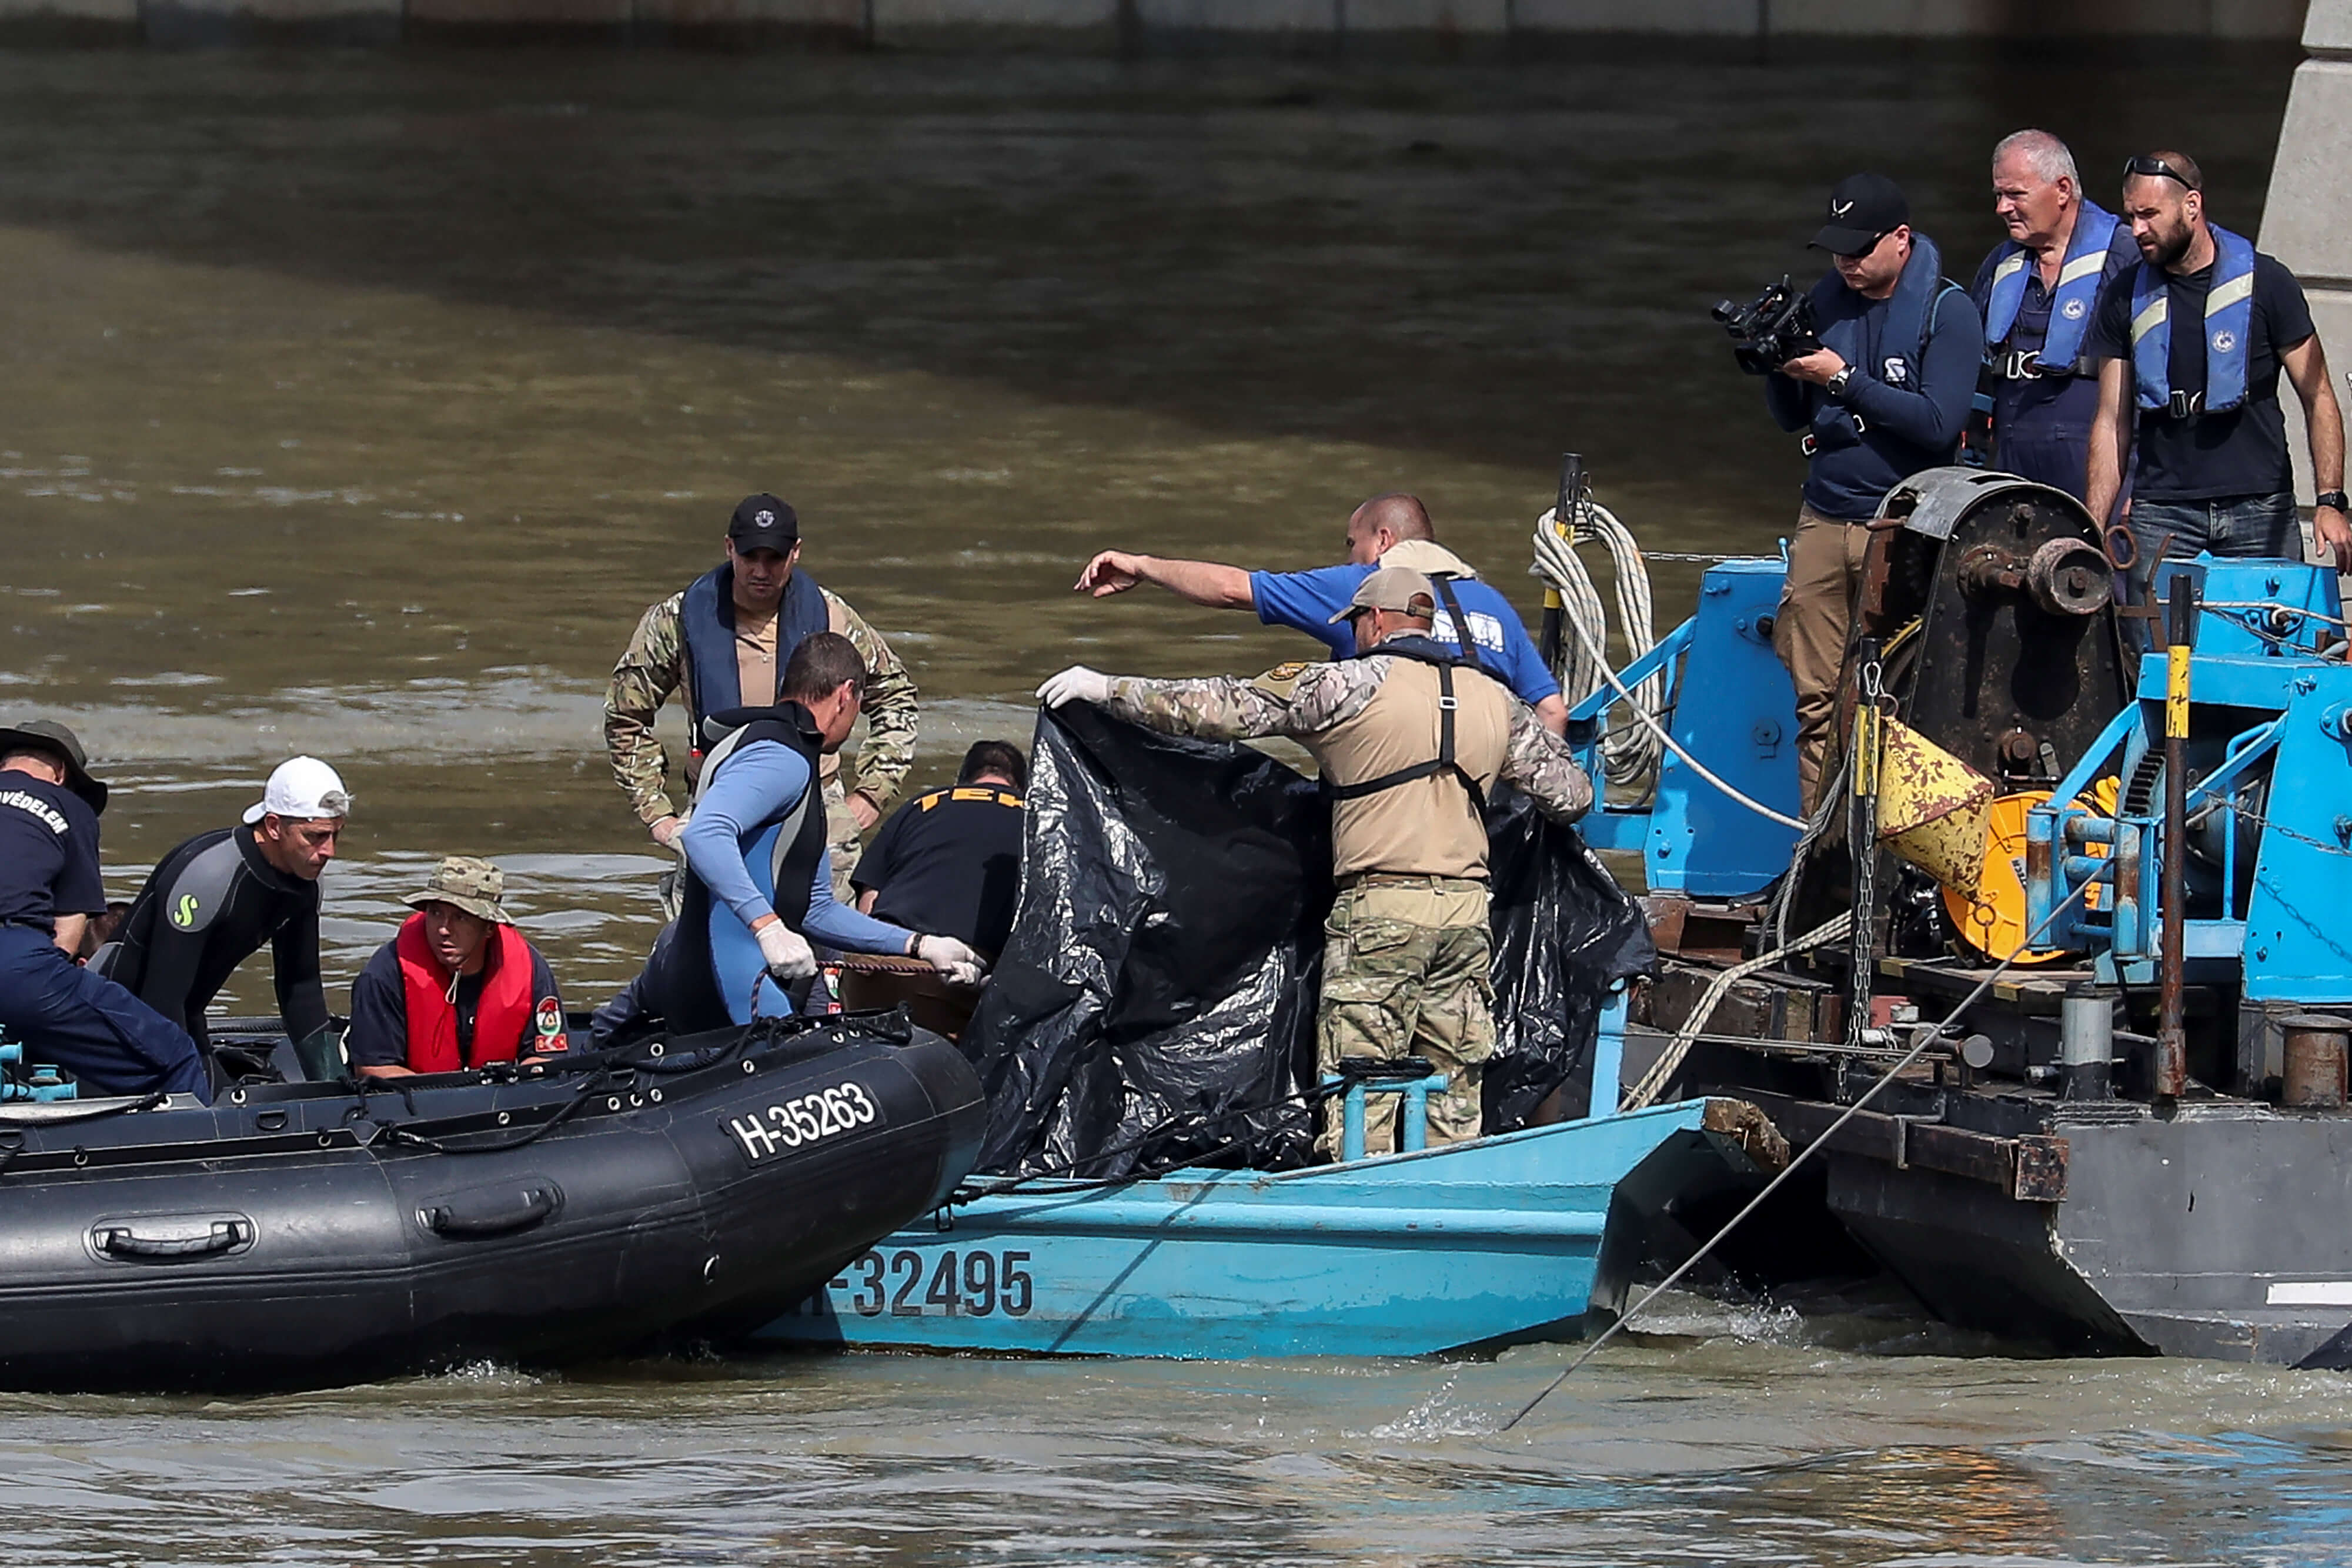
0 1009 984 1393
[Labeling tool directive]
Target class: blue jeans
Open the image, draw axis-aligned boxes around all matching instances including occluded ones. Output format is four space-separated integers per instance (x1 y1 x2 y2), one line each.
2129 492 2300 575
2125 492 2300 636
0 925 211 1101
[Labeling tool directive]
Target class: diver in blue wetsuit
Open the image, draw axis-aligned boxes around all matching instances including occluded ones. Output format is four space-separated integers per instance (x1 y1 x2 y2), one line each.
640 633 985 1034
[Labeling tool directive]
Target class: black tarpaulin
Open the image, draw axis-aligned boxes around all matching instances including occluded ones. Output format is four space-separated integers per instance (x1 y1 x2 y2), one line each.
960 706 1656 1178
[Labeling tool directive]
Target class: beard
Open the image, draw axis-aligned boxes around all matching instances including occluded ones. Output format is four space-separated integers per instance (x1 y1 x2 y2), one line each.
2140 218 2194 269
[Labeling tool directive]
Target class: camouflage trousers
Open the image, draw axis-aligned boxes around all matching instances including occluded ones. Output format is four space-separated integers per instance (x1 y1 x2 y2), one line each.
1317 876 1494 1159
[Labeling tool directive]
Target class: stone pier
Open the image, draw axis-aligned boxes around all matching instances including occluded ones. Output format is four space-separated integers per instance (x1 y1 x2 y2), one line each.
2263 0 2352 505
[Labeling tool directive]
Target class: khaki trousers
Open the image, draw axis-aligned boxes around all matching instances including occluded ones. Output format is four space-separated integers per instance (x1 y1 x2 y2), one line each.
1772 504 1870 816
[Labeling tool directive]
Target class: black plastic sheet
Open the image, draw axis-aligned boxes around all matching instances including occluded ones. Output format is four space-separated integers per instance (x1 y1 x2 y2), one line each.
961 706 1656 1178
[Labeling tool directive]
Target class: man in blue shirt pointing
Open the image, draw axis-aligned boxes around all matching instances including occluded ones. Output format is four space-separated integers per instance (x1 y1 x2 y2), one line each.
639 633 984 1034
1072 492 1568 734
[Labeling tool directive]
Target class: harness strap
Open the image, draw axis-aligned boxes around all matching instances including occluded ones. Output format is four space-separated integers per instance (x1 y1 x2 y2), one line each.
1427 573 1486 673
1323 662 1489 814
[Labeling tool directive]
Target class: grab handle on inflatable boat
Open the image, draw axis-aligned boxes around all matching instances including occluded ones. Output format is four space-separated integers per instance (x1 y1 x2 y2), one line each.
93 1217 253 1259
420 1182 560 1238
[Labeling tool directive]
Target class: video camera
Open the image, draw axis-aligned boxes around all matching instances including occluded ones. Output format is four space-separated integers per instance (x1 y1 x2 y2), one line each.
1712 276 1821 376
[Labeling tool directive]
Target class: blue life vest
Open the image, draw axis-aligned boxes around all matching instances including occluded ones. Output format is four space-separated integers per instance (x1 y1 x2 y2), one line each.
2129 223 2257 416
679 564 832 737
1807 230 1963 454
1981 198 2129 373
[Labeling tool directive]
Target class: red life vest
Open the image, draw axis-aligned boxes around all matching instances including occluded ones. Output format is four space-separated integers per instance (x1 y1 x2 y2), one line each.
395 912 536 1073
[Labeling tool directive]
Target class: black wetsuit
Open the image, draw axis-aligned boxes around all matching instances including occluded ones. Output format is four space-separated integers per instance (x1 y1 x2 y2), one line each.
99 824 330 1055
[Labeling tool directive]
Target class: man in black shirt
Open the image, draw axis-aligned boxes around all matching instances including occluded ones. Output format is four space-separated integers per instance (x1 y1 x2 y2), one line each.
0 720 208 1100
98 755 348 1079
2085 150 2350 595
853 741 1026 960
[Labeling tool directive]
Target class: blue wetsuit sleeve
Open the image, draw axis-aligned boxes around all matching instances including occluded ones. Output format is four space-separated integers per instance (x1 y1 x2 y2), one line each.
801 851 921 955
1250 566 1361 658
1842 289 1984 449
682 740 808 929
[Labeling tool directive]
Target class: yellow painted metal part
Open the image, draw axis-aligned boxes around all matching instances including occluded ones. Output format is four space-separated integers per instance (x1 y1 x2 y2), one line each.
2166 644 2191 738
1944 779 2119 963
1874 717 1993 901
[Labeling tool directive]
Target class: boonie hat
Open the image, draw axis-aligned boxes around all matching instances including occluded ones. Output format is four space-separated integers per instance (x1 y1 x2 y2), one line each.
243 756 351 825
403 855 512 925
728 493 800 556
0 717 108 814
1811 172 1910 257
1329 566 1438 624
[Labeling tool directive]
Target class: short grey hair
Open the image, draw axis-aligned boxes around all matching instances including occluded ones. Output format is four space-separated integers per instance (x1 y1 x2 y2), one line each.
1993 129 2079 189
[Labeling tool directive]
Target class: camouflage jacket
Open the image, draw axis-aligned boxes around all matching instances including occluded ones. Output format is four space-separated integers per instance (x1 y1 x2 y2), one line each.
1100 656 1593 822
604 584 918 827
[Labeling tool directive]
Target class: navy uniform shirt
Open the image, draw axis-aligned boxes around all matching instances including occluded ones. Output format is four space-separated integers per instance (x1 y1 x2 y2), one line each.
345 937 566 1069
851 785 1024 958
0 773 105 931
2084 252 2315 502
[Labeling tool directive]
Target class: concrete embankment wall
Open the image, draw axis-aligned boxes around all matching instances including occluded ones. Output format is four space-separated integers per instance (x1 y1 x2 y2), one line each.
2265 0 2352 503
0 0 2311 47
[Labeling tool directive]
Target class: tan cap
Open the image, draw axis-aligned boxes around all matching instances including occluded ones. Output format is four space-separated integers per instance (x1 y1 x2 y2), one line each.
1327 566 1438 624
403 855 512 925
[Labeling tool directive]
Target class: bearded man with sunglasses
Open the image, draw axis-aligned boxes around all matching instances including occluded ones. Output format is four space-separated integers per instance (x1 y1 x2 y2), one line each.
2084 151 2350 590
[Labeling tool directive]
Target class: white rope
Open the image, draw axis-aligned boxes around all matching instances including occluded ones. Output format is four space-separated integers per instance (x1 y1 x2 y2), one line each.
1530 501 1659 788
1556 603 1808 831
1619 911 1853 1111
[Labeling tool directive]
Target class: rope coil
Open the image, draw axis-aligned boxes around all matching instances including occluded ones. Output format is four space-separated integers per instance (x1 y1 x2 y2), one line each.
1530 499 1659 789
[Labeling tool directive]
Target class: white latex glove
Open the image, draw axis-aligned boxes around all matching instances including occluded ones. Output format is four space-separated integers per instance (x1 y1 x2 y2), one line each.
755 920 817 984
1036 665 1112 709
915 934 988 989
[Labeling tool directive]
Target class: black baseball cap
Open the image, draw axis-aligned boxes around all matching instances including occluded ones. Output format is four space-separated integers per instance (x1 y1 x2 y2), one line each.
727 493 800 556
0 718 107 814
1811 172 1910 257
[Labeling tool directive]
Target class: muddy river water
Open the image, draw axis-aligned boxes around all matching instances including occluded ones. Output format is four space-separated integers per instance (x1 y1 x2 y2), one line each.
3 41 2344 1565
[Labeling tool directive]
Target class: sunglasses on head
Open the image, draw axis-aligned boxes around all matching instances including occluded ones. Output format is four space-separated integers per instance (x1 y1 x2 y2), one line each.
2124 155 2198 190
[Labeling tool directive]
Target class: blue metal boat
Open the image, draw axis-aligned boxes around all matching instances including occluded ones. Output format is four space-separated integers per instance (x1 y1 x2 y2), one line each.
757 1008 1775 1358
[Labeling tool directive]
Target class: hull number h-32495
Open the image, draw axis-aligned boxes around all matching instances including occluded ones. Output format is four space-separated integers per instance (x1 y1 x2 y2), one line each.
724 1081 879 1164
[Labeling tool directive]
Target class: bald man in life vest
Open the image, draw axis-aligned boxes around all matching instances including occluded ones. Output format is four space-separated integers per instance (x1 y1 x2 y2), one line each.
343 857 569 1079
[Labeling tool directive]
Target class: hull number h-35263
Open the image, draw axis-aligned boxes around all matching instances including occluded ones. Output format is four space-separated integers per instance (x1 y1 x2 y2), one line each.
724 1081 879 1164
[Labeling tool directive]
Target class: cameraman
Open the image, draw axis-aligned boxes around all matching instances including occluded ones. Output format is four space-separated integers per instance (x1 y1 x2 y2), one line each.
1763 173 1982 813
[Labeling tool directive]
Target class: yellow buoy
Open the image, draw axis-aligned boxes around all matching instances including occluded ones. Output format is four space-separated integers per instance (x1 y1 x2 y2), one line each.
1874 717 1994 902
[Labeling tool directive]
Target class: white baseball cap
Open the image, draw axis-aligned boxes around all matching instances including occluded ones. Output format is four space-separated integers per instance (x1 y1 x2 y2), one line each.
243 756 352 825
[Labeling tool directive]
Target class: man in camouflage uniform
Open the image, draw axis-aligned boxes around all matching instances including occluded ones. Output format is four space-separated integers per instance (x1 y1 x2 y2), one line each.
606 493 917 901
1040 566 1592 1159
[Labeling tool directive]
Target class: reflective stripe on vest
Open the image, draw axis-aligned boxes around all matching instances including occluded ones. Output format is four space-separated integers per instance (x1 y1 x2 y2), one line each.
2129 223 2257 414
1982 199 2124 370
395 912 536 1072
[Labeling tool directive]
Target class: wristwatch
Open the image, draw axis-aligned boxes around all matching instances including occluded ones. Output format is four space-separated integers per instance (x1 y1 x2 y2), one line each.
1825 366 1854 399
2317 490 2349 513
